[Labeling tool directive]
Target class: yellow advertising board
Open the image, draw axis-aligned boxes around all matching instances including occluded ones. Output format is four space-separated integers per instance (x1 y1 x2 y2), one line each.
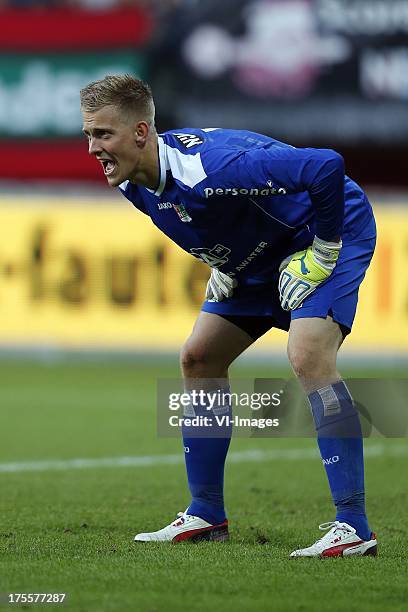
0 197 407 353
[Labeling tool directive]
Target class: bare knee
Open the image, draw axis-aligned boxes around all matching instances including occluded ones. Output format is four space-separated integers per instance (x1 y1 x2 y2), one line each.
287 330 340 391
180 340 228 378
288 343 317 379
180 341 208 377
180 312 253 380
287 318 343 390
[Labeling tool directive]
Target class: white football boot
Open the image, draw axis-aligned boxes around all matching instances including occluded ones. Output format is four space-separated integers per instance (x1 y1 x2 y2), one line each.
134 510 229 543
290 521 377 558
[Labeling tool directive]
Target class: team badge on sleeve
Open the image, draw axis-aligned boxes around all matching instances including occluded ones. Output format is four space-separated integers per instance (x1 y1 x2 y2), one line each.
173 203 192 223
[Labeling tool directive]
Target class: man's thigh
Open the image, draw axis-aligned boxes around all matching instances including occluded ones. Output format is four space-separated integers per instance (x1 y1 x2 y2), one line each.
287 316 344 392
288 316 344 358
182 311 256 377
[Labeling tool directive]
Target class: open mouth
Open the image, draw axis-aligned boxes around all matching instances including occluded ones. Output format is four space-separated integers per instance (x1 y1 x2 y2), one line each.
100 159 116 176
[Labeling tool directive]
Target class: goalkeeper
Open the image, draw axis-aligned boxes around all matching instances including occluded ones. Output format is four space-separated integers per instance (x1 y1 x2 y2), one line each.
80 75 377 558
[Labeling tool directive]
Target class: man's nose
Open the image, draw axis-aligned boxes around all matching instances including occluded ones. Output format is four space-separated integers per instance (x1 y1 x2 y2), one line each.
88 138 102 155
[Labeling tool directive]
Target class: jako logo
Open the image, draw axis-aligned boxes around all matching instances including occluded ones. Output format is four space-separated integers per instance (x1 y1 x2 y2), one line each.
322 455 340 465
158 201 174 210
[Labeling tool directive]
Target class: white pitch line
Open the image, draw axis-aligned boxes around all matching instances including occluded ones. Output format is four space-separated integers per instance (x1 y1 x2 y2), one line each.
0 443 407 474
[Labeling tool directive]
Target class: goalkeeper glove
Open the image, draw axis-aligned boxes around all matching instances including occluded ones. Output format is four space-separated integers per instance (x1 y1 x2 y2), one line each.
205 268 237 302
278 236 342 311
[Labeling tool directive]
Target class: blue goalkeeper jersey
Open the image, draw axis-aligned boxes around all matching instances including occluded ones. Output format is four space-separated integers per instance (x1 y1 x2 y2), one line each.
118 128 374 283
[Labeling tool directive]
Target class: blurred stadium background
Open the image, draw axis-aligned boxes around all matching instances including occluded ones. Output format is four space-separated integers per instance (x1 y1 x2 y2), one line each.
0 2 407 609
0 0 407 362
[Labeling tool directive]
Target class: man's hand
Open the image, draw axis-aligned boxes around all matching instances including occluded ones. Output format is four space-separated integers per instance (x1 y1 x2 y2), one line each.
278 236 342 310
205 269 237 302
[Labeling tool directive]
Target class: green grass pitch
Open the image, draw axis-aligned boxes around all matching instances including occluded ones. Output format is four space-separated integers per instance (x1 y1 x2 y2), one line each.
0 359 407 611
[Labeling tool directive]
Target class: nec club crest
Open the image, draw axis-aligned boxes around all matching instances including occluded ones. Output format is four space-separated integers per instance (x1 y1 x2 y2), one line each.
173 203 192 223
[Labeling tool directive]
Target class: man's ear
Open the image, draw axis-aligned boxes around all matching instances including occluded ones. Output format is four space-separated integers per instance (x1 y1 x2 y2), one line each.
134 121 149 145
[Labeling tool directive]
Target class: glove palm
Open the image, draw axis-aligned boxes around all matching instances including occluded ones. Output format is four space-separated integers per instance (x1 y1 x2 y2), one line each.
279 237 341 310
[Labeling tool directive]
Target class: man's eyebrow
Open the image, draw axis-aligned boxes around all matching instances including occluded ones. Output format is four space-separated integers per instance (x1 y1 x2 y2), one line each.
82 127 113 135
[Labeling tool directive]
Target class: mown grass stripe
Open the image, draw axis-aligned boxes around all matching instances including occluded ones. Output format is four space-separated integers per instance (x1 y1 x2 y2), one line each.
0 443 406 474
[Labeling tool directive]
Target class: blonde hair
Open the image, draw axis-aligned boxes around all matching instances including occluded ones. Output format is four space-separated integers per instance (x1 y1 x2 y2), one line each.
80 74 155 125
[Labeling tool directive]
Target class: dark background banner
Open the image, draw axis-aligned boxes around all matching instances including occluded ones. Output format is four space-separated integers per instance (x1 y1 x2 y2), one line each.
0 1 407 184
151 0 408 146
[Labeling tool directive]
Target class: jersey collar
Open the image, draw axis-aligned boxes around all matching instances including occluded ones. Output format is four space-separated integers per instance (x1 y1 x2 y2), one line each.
146 136 167 197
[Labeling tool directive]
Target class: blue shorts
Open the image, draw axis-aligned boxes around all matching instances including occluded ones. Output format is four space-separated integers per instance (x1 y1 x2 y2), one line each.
202 218 376 337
